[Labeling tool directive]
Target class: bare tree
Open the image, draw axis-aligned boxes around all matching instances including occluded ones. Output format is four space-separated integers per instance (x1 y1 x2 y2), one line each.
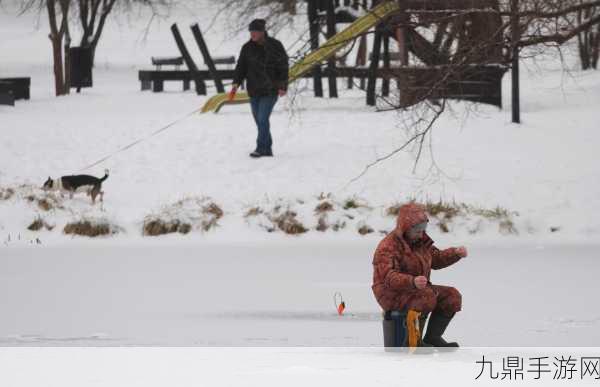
76 0 117 66
74 0 174 66
207 0 300 35
8 0 173 96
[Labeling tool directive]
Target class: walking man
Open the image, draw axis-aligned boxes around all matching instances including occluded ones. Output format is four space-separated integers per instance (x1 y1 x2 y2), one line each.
231 19 289 158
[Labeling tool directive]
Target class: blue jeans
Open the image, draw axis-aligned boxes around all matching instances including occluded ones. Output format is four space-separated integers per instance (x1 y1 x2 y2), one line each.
250 95 278 153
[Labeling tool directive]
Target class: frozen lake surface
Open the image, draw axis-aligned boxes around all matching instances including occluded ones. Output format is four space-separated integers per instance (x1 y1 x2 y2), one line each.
1 242 598 347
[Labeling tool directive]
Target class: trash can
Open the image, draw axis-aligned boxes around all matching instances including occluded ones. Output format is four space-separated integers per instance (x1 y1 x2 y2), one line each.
70 46 93 91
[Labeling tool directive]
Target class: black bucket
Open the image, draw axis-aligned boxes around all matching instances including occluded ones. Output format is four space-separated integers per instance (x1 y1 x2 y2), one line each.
382 310 409 348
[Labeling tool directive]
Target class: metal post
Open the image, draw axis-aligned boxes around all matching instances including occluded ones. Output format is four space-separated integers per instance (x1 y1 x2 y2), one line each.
367 26 382 106
326 0 338 98
308 0 324 97
511 0 520 123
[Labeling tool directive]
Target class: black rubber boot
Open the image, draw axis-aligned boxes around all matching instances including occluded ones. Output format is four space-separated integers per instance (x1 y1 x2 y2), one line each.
418 313 433 347
423 311 459 347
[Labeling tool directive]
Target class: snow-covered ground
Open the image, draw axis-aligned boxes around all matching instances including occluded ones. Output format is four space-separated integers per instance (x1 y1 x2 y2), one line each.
3 347 600 387
1 0 599 243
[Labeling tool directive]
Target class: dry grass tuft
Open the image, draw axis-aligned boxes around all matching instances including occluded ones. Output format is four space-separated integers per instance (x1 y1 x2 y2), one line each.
25 192 62 211
244 207 263 217
200 202 223 232
64 220 116 237
358 224 374 235
317 192 332 200
438 221 450 233
37 198 53 211
203 202 224 220
423 199 462 220
272 210 308 235
470 205 516 219
315 201 334 213
332 220 346 231
385 203 402 217
27 217 54 232
343 198 361 210
0 187 15 200
143 219 191 236
499 219 518 235
201 218 218 232
143 197 223 236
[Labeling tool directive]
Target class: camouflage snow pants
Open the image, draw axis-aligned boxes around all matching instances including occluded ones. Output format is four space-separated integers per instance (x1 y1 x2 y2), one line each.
404 284 462 317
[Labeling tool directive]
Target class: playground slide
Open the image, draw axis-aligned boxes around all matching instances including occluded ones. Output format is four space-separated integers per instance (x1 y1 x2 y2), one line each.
200 0 399 113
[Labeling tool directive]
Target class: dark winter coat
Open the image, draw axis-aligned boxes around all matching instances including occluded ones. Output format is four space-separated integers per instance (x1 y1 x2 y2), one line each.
233 34 289 97
371 203 463 314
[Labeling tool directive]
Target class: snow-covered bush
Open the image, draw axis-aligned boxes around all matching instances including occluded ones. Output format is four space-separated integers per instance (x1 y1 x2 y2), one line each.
142 197 224 236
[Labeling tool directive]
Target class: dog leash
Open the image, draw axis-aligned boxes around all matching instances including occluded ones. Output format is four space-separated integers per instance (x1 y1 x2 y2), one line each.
79 107 202 172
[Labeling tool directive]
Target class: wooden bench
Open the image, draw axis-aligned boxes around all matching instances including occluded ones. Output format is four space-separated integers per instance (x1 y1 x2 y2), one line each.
394 65 506 108
209 56 236 67
0 78 30 106
0 78 30 100
139 69 236 93
0 83 15 106
151 56 184 70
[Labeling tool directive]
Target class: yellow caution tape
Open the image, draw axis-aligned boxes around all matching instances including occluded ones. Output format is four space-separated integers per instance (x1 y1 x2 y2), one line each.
201 0 400 114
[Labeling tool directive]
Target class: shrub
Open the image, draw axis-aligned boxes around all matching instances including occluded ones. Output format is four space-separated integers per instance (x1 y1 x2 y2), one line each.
0 187 15 200
315 201 334 213
143 219 191 236
64 220 116 237
272 211 307 235
358 224 374 235
27 217 53 232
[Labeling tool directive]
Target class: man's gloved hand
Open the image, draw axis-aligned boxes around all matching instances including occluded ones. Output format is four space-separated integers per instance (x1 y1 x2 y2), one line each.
413 275 428 290
228 84 239 101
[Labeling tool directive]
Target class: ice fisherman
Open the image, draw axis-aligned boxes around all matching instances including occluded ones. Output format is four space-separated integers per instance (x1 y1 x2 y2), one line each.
372 202 468 347
231 18 289 158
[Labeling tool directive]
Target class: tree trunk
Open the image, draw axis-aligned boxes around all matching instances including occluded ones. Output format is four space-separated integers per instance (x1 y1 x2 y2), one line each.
78 0 116 67
592 24 600 69
326 0 338 98
64 28 72 94
308 0 323 97
578 32 590 69
51 36 66 96
48 0 66 96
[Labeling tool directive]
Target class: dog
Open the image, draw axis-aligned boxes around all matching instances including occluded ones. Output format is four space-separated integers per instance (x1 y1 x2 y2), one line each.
43 169 109 204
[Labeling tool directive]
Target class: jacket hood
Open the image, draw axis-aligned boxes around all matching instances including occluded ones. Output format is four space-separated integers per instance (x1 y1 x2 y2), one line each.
395 202 429 235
